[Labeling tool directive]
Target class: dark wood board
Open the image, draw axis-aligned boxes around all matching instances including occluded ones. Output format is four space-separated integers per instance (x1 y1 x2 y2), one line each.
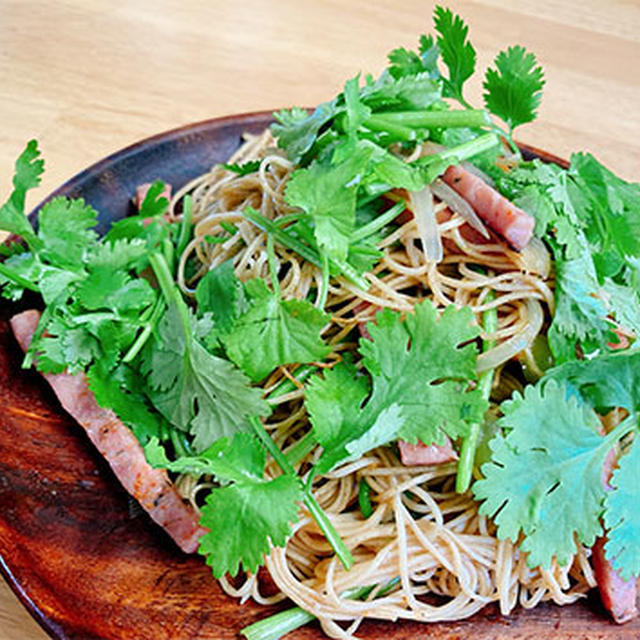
0 112 637 639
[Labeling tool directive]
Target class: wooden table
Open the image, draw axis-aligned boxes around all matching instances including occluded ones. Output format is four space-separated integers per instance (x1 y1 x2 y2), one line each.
0 1 638 637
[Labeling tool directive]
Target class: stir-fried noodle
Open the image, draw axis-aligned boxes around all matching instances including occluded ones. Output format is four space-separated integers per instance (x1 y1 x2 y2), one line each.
170 131 595 637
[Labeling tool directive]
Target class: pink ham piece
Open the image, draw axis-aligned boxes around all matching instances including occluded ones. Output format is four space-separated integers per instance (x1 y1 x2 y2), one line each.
592 538 638 624
442 164 535 250
10 309 206 554
398 438 458 466
354 301 458 467
591 438 638 623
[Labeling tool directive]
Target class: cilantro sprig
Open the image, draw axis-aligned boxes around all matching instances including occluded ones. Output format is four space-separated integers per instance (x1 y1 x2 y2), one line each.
483 45 545 134
433 5 476 104
306 301 486 474
146 432 303 577
195 261 331 381
474 353 640 577
142 253 270 451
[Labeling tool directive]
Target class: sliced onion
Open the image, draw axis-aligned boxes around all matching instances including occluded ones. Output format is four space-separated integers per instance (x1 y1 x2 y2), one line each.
431 178 490 239
476 299 544 373
519 236 551 277
409 186 442 263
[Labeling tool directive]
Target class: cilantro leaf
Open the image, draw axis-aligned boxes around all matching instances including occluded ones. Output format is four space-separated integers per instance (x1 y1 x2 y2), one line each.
285 144 372 262
0 140 43 244
200 473 301 577
544 350 640 414
513 184 556 237
360 303 483 440
360 71 442 111
0 252 41 300
602 278 640 336
86 239 148 270
88 362 165 443
473 380 608 569
483 45 545 132
138 180 170 218
548 250 612 362
433 6 476 101
37 197 99 269
35 316 100 375
568 153 640 275
222 278 330 381
147 432 303 577
75 266 155 314
195 260 247 340
142 302 270 451
305 361 370 447
387 34 439 80
604 438 640 580
144 433 256 481
272 103 337 163
387 48 427 79
221 160 261 176
306 301 485 473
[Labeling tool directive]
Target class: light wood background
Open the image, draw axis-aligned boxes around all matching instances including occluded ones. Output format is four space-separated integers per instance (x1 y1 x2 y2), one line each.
0 1 638 638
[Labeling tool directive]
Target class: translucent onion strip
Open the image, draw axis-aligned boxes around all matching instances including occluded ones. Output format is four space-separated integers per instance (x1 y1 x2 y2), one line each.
518 237 551 278
409 186 442 263
476 299 544 373
430 178 490 239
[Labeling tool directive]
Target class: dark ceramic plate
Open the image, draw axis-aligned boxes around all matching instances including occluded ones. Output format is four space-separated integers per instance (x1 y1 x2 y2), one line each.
0 112 638 640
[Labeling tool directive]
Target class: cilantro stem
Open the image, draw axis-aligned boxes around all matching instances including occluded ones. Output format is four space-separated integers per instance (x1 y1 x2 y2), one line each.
243 207 368 290
220 221 239 235
351 199 406 242
266 235 281 298
416 132 499 168
359 117 417 142
273 213 305 228
175 194 193 258
249 416 354 571
148 252 191 341
122 297 165 363
170 428 190 457
456 295 497 494
244 207 319 266
162 237 175 278
316 252 329 309
241 607 314 640
366 109 491 130
241 577 400 640
301 493 354 570
358 478 373 518
292 222 368 290
0 261 39 292
284 431 316 466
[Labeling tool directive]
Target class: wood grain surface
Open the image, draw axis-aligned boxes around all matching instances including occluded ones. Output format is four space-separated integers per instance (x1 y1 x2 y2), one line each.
0 1 639 638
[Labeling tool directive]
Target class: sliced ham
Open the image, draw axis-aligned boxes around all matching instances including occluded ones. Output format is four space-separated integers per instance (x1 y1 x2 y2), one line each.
591 433 638 624
10 309 206 554
398 438 458 466
354 301 459 467
592 537 638 624
441 164 535 250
